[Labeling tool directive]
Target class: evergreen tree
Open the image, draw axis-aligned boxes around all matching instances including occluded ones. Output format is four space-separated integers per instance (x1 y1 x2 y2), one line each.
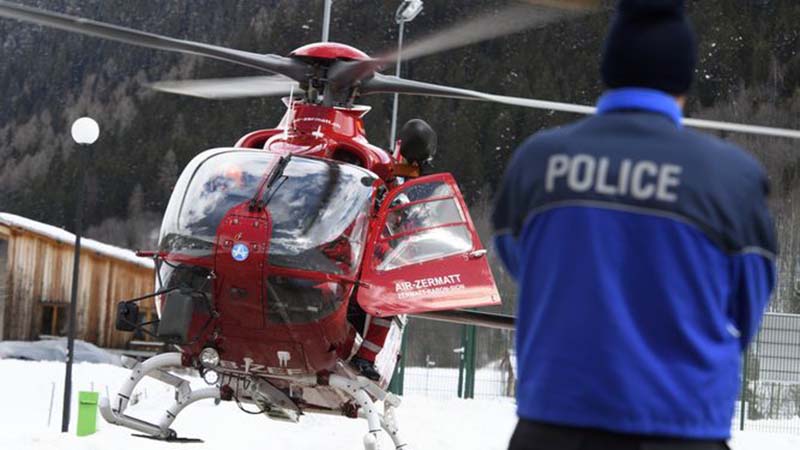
157 149 179 196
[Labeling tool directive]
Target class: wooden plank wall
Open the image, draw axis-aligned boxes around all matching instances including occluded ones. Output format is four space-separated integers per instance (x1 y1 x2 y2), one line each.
0 224 155 348
0 234 8 339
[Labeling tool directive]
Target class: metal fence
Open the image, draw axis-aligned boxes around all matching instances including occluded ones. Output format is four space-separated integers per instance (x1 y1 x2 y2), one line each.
390 313 800 435
738 312 800 434
389 318 515 399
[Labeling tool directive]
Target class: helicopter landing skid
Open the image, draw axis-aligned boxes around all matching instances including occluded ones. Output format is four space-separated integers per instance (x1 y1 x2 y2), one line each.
99 352 221 440
130 433 204 443
328 369 410 450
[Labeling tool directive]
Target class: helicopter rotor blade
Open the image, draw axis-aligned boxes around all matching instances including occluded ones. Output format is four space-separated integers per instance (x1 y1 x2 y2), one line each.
148 75 303 100
520 0 601 10
328 1 599 88
361 74 800 140
361 73 596 112
0 1 308 81
391 1 599 64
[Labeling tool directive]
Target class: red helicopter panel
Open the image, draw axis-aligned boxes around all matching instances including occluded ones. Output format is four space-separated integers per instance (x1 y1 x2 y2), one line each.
357 173 501 316
215 206 269 330
237 102 394 180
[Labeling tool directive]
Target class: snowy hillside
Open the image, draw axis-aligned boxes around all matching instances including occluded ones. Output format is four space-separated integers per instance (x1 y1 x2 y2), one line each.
1 360 798 450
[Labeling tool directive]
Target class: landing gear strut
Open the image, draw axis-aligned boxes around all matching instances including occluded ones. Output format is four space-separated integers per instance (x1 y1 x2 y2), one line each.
99 352 220 440
328 362 410 450
98 353 411 449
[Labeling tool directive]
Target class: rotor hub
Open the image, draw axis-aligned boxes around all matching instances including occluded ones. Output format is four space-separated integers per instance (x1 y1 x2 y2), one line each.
290 42 370 62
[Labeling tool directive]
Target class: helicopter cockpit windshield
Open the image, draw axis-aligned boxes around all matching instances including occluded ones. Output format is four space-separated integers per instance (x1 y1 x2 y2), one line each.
265 157 375 275
159 149 377 277
159 150 271 258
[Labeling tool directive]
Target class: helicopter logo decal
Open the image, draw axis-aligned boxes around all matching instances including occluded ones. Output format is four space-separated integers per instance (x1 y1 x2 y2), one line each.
231 243 250 262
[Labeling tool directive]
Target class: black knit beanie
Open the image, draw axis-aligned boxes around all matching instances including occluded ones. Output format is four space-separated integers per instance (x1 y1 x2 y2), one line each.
601 0 697 95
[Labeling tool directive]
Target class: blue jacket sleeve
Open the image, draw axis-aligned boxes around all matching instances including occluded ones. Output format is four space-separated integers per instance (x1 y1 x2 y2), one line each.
729 252 776 349
727 163 777 350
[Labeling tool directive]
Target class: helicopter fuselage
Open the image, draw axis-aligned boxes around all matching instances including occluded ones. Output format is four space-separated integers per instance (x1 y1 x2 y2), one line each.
149 96 500 412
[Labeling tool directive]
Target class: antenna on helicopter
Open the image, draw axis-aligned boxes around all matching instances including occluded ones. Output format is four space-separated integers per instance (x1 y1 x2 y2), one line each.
284 84 295 138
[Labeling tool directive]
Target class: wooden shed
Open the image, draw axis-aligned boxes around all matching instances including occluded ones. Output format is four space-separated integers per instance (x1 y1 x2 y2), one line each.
0 213 156 348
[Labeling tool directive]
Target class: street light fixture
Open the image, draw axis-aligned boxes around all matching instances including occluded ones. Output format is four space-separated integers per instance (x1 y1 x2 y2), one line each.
395 0 423 23
389 0 423 151
61 116 99 433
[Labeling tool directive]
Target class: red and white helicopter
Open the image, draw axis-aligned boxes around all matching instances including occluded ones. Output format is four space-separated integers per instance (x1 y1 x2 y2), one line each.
1 1 799 449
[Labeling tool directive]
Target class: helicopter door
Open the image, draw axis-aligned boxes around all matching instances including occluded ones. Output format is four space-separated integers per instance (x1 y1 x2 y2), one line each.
357 173 501 317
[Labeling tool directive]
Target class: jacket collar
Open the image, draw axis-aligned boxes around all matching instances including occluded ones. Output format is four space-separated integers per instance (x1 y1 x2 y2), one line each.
596 88 683 128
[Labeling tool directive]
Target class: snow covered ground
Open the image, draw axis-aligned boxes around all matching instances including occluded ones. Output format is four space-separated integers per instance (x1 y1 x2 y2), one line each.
1 359 799 450
0 339 121 365
403 366 514 399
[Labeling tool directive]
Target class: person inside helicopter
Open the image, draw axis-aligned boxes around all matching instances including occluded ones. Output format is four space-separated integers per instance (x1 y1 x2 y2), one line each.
347 119 438 381
347 193 411 381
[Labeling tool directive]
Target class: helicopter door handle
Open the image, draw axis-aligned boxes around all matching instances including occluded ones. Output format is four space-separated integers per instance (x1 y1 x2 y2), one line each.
469 249 487 259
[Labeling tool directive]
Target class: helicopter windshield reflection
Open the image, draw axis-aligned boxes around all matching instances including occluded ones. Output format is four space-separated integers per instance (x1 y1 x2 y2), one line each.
159 149 377 275
159 150 273 256
181 154 270 236
265 158 375 275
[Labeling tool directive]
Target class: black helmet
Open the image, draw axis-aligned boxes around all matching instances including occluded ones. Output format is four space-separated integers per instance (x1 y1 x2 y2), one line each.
398 119 437 164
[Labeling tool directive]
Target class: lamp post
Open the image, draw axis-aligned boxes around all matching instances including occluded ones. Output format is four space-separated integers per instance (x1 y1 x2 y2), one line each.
389 0 424 151
61 117 99 433
322 0 333 42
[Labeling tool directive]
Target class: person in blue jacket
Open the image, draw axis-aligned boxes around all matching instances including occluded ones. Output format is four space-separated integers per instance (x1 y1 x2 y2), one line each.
492 1 777 449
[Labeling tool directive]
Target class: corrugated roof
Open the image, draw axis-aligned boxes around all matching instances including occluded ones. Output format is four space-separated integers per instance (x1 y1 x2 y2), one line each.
0 212 155 269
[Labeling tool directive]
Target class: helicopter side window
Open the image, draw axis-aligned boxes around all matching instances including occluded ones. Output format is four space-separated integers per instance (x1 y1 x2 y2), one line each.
356 173 500 317
375 181 473 271
397 181 453 202
382 198 463 239
378 226 473 271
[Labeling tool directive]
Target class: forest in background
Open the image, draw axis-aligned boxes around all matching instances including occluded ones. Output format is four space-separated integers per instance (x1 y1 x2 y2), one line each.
1 1 800 366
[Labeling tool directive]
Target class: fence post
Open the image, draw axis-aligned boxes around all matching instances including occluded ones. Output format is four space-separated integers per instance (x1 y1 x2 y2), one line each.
464 325 477 399
739 349 748 431
388 329 407 395
457 326 467 398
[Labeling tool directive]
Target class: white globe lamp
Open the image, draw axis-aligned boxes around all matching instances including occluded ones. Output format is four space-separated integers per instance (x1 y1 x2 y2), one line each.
70 117 100 145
